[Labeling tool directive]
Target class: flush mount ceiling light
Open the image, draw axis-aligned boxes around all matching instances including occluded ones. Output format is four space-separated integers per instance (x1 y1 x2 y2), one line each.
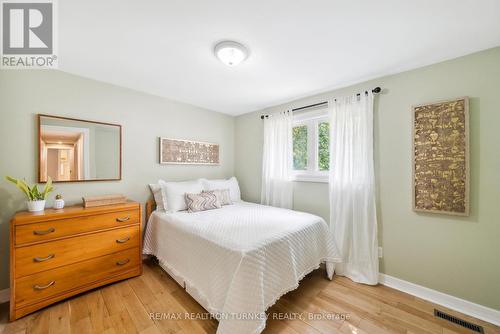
214 41 249 67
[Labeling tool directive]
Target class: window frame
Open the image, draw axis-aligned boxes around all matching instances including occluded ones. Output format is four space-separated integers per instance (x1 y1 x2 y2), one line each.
291 109 329 183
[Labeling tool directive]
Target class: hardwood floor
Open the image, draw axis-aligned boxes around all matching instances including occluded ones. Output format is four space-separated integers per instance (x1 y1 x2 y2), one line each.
1 259 498 334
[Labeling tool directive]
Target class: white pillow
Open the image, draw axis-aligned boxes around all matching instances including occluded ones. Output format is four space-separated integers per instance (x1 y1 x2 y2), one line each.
149 183 165 211
201 177 241 202
159 179 204 212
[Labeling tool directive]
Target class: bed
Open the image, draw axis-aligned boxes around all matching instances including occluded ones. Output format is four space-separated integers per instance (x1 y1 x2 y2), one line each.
143 200 340 334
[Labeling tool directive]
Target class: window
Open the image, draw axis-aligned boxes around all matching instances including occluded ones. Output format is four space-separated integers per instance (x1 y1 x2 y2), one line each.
318 121 330 171
292 125 308 170
291 110 329 182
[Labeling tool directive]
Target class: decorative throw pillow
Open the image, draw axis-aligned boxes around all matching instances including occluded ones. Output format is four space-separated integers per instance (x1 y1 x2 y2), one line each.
185 192 221 213
149 183 166 211
203 189 232 206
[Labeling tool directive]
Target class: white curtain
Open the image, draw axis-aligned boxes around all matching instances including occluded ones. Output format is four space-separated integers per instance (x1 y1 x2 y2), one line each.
329 92 379 285
261 111 294 209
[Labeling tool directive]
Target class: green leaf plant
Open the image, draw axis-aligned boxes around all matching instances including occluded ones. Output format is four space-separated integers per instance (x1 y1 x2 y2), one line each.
5 176 53 201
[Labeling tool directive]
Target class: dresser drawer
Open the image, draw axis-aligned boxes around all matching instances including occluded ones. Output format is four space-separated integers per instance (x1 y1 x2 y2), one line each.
15 225 140 278
15 209 139 245
15 247 140 307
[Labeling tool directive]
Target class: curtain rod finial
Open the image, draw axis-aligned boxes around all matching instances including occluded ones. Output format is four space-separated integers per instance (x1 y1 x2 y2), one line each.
373 87 381 94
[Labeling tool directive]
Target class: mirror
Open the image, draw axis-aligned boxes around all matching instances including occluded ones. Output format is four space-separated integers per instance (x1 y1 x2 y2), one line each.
38 114 121 182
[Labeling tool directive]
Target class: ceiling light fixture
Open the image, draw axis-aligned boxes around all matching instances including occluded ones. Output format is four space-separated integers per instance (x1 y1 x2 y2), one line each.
214 41 249 67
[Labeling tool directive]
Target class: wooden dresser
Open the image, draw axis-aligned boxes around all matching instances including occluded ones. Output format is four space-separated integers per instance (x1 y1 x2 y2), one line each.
10 201 142 320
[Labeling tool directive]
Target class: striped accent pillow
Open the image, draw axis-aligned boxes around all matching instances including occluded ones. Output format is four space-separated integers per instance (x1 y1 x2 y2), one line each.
185 192 222 213
203 189 232 206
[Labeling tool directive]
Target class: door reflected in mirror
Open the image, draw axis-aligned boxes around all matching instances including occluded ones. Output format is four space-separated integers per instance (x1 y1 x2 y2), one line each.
39 115 121 183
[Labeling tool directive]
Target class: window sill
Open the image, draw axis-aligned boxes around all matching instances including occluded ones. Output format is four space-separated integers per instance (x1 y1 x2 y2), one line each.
292 174 329 183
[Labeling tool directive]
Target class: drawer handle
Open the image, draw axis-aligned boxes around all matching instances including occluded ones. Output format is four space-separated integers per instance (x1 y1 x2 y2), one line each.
116 258 130 266
116 236 130 244
33 280 55 290
116 216 130 222
33 227 55 235
33 254 55 262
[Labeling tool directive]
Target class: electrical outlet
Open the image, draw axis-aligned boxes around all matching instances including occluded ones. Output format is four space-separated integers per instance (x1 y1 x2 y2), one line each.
378 247 383 258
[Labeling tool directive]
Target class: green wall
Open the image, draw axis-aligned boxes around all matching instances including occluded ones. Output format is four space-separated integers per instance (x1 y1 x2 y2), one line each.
235 47 500 310
0 70 235 291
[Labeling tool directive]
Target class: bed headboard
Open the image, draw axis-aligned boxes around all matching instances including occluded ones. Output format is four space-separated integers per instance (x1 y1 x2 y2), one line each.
146 198 156 222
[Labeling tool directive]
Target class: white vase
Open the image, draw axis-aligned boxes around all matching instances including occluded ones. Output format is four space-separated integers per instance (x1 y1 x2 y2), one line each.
27 200 46 212
54 199 65 209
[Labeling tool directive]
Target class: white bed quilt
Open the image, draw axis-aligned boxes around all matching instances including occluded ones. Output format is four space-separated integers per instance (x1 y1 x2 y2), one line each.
143 202 340 334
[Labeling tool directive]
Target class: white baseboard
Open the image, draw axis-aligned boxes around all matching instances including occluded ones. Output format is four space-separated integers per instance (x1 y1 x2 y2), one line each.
379 274 500 326
0 288 9 303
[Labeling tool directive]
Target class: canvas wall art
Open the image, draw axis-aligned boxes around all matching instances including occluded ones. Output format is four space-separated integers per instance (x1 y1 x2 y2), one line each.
412 97 469 216
160 137 219 165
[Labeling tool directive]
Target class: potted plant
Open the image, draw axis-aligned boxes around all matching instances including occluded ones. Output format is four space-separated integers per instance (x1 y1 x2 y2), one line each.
5 176 53 212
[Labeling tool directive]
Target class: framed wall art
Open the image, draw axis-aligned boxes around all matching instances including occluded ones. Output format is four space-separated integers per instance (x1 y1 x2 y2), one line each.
159 137 219 165
412 97 469 216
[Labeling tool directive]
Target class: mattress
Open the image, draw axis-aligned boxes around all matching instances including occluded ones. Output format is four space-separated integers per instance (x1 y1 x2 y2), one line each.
143 201 340 334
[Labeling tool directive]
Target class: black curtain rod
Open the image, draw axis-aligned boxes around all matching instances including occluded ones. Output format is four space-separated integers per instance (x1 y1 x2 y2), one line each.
260 86 381 119
292 101 328 112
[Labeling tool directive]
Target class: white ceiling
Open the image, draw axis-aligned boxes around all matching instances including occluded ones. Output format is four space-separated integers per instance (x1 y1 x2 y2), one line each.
59 0 500 115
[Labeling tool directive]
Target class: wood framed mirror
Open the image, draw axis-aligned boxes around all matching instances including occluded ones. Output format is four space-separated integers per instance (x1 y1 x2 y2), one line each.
38 114 122 183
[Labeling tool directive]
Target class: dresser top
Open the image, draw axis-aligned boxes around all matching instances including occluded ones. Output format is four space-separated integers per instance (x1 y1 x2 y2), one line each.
12 201 140 225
